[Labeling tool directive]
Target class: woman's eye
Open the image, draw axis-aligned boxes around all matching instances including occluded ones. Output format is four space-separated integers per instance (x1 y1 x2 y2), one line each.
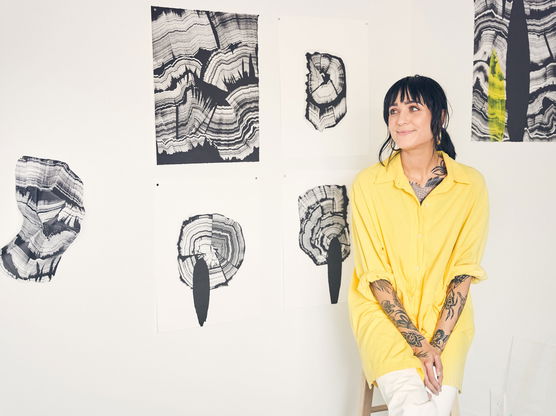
389 108 398 115
410 105 419 111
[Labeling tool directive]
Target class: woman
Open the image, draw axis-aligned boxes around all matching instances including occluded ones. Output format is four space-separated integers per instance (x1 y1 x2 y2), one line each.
348 75 489 415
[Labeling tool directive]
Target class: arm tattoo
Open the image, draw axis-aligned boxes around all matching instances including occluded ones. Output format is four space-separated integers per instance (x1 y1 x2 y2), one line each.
381 300 395 315
414 350 429 358
432 274 473 351
372 279 393 293
451 274 471 289
378 295 419 332
457 292 467 317
443 290 457 320
371 279 423 350
402 331 425 348
430 329 449 350
443 279 470 320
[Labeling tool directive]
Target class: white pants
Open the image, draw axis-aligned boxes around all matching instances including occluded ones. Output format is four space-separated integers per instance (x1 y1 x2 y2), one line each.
375 368 457 416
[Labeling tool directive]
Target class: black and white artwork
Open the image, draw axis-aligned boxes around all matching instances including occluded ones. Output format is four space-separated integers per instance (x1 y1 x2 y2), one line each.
279 16 369 158
282 170 356 309
0 156 85 282
305 52 347 132
298 185 350 304
155 178 264 331
177 213 246 327
151 7 260 164
472 0 555 142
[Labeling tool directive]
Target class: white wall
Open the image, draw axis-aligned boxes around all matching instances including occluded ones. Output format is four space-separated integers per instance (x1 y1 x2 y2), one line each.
1 1 552 415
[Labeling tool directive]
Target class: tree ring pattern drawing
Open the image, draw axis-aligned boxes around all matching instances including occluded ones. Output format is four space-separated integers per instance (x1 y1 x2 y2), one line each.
151 7 260 164
472 0 555 142
177 213 245 326
305 52 347 132
298 185 350 304
0 156 85 282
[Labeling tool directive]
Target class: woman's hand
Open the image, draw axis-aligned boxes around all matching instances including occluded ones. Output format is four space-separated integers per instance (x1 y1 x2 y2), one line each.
413 340 443 395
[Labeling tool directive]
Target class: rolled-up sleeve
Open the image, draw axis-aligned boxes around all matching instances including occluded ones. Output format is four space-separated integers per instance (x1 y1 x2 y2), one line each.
350 178 396 301
448 176 490 285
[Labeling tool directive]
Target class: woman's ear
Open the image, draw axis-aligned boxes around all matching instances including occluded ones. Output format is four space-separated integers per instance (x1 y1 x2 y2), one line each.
441 110 447 128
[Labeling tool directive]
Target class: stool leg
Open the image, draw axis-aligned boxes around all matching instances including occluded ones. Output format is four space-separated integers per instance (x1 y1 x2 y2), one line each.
359 373 373 416
450 393 460 416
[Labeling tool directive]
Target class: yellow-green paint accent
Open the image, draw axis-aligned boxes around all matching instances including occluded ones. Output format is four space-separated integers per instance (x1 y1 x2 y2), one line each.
487 49 506 142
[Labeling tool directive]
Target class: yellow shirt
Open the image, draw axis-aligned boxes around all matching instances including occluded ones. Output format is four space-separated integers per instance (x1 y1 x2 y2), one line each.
348 150 489 393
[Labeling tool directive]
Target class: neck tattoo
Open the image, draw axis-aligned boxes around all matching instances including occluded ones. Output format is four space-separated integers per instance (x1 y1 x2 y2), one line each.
408 155 447 203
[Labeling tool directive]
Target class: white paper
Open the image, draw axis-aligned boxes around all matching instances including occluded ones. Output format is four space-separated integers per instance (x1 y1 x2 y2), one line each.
279 16 370 158
154 177 265 331
282 169 358 309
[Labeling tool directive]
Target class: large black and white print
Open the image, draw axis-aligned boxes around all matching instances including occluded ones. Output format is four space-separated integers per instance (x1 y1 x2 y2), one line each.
151 7 259 164
472 0 555 142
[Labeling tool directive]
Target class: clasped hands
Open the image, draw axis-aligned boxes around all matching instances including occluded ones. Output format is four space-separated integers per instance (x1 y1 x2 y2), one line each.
412 337 444 396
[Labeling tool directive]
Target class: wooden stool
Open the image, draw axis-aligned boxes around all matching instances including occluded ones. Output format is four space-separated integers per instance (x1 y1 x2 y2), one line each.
359 374 388 415
359 373 461 415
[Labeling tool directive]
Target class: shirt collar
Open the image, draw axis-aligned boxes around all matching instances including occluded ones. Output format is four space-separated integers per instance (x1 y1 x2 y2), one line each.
373 150 471 186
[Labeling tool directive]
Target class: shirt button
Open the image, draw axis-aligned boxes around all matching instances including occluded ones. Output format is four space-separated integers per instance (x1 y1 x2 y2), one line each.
417 233 422 238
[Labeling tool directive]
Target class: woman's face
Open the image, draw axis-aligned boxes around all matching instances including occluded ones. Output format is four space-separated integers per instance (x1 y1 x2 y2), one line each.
388 92 434 151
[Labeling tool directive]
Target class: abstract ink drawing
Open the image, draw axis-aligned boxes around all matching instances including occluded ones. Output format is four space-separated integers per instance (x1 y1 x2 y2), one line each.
298 185 350 304
151 7 260 164
305 52 347 132
1 156 85 282
472 0 555 142
177 213 246 326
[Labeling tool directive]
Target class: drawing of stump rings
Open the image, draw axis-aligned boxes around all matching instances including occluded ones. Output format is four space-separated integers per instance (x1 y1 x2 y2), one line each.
177 213 246 326
305 52 347 132
298 185 350 304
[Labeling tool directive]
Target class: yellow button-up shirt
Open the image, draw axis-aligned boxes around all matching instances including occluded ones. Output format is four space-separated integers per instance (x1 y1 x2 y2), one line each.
348 150 489 393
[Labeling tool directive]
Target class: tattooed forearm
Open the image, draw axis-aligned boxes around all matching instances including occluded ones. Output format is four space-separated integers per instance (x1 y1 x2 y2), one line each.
430 274 473 352
402 331 425 348
381 300 395 315
379 299 418 330
443 280 469 320
430 329 449 350
370 279 423 350
451 274 472 289
457 292 467 317
372 279 393 293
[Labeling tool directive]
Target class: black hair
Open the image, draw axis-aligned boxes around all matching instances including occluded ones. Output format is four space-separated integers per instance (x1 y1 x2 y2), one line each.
378 75 456 166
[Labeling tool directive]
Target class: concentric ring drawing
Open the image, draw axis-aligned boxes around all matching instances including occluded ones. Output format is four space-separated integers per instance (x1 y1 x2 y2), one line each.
177 213 246 326
298 185 350 304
